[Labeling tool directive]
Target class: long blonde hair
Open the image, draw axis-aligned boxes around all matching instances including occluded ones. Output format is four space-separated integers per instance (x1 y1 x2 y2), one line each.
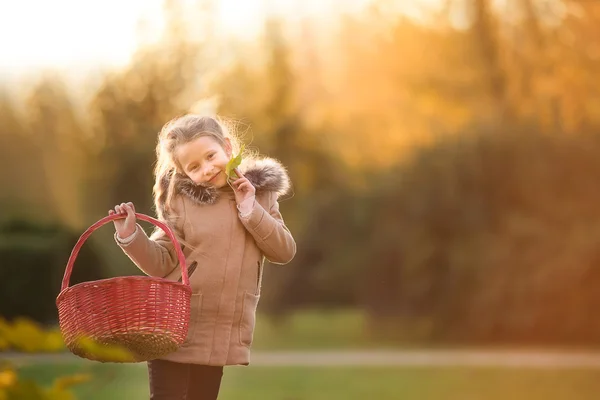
150 114 242 242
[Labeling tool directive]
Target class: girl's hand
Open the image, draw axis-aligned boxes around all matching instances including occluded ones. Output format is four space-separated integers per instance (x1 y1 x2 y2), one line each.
109 202 137 239
231 168 256 205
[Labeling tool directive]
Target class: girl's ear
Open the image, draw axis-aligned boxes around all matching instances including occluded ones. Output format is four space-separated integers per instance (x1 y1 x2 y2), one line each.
224 138 232 157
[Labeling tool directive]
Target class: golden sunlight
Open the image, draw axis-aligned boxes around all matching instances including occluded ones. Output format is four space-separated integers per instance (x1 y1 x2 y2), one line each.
0 0 164 72
0 0 382 76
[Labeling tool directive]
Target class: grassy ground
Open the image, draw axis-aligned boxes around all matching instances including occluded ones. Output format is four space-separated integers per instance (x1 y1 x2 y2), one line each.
10 309 600 398
251 309 405 350
15 362 600 400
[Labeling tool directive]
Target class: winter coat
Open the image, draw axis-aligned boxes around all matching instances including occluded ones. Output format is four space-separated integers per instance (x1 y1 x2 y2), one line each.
115 157 296 366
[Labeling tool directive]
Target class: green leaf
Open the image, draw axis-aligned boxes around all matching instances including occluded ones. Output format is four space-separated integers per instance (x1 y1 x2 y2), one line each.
226 144 245 180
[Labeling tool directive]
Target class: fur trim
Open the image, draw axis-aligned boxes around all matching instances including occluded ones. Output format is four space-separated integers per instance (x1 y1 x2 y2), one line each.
160 157 291 210
178 179 219 205
240 157 291 198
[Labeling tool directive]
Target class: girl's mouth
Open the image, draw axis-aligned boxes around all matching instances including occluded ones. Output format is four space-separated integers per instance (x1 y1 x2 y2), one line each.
208 171 220 183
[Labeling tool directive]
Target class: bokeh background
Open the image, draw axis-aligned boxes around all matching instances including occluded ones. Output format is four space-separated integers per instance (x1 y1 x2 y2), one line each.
3 0 600 399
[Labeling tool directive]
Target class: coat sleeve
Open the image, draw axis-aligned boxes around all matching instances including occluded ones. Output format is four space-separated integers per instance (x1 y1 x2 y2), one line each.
238 191 296 264
114 198 186 278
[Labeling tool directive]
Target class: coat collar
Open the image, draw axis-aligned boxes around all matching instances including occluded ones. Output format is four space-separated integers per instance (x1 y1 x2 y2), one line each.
167 157 291 206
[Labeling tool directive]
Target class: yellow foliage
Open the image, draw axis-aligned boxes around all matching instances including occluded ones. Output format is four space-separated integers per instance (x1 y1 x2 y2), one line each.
50 374 91 392
0 317 97 397
0 370 16 388
45 374 92 400
74 336 135 363
0 317 61 353
41 329 66 353
0 314 135 362
0 364 87 400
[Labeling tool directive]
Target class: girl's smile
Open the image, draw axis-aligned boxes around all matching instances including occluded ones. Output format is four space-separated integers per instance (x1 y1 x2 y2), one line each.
207 171 220 184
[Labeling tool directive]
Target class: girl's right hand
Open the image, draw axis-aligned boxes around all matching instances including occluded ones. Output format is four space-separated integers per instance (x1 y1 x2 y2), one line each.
109 202 137 239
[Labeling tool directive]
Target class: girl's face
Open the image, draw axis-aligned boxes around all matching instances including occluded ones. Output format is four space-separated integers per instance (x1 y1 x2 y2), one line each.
176 136 232 188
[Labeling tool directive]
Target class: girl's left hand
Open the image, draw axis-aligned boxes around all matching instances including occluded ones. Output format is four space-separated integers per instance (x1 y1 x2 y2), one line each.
231 168 256 204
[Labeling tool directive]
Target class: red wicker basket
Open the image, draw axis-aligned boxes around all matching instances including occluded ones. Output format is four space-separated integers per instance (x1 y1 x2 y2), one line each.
55 213 192 363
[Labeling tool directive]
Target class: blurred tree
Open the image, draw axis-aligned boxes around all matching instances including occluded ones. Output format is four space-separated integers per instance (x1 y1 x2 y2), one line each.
0 90 52 221
24 76 89 229
361 125 600 345
470 0 511 120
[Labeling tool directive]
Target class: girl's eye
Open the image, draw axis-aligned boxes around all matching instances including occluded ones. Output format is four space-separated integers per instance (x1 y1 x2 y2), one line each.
207 153 215 160
189 165 198 171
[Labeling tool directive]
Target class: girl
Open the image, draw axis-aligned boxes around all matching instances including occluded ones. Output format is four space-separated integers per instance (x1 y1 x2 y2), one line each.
108 114 296 399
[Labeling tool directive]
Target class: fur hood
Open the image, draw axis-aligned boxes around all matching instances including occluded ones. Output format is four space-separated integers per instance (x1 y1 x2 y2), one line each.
160 157 291 210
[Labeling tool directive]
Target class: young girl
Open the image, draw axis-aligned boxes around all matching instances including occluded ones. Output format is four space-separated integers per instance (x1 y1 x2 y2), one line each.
108 114 296 399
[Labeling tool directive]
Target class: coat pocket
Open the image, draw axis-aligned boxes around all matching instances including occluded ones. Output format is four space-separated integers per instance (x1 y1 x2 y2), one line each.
239 291 260 347
183 293 203 345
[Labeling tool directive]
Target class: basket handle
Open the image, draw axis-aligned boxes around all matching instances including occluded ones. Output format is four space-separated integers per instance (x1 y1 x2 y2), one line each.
60 213 189 291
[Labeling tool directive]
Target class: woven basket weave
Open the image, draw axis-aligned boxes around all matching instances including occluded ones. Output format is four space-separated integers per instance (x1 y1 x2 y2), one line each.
55 213 192 363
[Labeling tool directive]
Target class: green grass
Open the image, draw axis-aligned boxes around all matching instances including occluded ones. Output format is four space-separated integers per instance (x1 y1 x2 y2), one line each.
15 362 600 400
251 309 406 350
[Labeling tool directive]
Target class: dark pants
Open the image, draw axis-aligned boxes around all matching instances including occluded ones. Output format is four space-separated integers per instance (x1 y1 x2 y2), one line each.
147 359 224 400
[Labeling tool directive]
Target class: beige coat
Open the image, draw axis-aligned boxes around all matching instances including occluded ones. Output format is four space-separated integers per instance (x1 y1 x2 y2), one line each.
115 158 296 366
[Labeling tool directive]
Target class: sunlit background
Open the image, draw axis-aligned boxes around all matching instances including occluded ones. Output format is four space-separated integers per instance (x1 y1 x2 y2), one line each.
3 0 600 399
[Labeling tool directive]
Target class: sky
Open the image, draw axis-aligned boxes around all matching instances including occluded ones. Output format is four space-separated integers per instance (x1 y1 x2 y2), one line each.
0 1 148 69
0 0 381 76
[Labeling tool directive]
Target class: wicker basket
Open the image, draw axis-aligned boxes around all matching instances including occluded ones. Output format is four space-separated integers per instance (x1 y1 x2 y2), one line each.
56 213 192 363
